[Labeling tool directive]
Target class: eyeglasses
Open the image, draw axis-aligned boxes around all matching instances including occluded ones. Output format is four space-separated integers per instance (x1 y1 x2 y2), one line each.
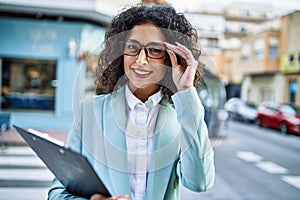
123 40 166 59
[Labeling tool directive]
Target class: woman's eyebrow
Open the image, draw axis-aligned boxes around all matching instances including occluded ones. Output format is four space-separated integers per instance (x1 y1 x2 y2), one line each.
126 39 141 44
126 39 165 46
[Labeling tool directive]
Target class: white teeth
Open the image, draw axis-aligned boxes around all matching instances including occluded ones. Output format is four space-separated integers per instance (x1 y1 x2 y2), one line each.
133 69 151 75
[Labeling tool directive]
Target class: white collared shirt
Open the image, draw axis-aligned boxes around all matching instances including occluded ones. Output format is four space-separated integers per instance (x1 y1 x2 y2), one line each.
125 85 162 200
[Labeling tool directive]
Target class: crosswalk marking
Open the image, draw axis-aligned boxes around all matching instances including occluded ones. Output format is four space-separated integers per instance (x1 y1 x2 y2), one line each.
0 156 46 167
0 146 36 156
0 146 53 199
236 151 289 175
236 151 263 162
281 176 300 190
0 168 54 181
255 161 289 174
236 150 299 191
0 188 49 200
236 151 300 190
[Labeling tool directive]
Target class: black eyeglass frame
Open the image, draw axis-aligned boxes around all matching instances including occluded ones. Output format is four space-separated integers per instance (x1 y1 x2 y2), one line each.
122 39 167 59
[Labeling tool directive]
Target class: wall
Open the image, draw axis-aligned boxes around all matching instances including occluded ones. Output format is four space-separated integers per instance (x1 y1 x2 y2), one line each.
286 11 300 53
241 73 284 105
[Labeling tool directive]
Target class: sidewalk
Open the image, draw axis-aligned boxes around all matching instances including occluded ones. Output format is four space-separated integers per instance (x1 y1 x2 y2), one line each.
0 129 68 146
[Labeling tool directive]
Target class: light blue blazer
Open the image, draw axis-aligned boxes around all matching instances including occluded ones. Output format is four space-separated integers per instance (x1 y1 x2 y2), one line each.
48 86 215 200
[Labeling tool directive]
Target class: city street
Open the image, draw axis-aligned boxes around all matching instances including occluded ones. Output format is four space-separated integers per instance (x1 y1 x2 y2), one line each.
195 120 300 200
0 146 53 200
1 120 300 199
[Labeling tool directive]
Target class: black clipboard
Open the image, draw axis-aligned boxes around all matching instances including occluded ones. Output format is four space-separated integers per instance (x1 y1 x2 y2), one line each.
13 125 111 199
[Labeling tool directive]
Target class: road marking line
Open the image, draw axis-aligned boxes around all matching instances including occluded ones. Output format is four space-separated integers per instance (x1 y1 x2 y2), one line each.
236 151 263 162
255 161 289 174
0 188 48 200
0 147 35 155
281 176 300 190
0 156 46 167
0 169 54 181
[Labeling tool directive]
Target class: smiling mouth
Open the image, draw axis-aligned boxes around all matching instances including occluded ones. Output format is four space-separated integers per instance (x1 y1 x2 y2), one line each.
132 68 152 76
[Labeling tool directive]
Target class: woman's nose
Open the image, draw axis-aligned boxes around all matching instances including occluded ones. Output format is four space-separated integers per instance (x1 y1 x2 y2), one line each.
136 48 148 65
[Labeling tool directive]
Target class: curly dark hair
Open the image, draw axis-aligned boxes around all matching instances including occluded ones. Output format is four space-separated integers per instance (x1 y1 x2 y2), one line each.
95 4 202 102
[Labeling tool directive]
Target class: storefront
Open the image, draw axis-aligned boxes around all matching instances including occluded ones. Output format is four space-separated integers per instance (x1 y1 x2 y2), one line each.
0 17 105 130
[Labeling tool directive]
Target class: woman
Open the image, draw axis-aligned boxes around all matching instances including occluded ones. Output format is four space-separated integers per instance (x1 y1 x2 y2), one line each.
48 4 215 200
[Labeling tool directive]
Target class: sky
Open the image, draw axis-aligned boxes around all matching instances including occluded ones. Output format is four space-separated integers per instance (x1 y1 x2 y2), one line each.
168 0 300 14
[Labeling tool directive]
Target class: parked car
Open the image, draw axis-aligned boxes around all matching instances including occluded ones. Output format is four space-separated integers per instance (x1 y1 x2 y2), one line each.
256 101 300 135
224 97 257 123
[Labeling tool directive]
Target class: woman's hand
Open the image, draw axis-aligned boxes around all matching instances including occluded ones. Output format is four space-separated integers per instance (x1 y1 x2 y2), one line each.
165 42 198 92
90 194 130 200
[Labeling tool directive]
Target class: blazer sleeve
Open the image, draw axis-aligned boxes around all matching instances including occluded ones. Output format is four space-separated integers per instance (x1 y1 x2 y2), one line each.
48 99 87 200
171 87 215 192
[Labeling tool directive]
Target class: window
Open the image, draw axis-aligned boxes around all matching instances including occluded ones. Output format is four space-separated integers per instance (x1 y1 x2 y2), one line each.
281 105 296 115
266 105 279 112
240 24 247 32
260 12 267 18
241 43 250 60
268 37 278 58
225 25 231 32
1 57 56 111
254 39 264 59
243 10 251 17
210 25 215 32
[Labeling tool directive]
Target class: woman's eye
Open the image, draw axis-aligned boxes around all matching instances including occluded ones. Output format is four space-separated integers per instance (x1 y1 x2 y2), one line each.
127 44 139 51
149 47 163 54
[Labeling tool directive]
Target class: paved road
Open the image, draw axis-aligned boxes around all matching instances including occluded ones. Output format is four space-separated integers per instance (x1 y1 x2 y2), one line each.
200 120 300 200
0 147 53 200
1 121 300 199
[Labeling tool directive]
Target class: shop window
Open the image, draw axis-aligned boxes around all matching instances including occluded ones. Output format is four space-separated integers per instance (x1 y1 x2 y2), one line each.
1 57 56 111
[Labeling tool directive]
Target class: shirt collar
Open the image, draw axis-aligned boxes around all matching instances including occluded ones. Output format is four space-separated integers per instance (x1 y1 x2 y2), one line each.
125 84 163 110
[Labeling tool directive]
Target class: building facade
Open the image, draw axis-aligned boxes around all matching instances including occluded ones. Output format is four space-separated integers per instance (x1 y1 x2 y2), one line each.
0 6 106 130
279 11 300 106
240 10 300 107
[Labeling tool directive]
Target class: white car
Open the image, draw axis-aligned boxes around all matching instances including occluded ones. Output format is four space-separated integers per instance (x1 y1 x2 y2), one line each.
224 98 257 123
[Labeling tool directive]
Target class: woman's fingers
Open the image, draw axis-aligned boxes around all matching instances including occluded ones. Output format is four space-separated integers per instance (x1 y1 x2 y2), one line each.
175 42 193 58
175 42 198 69
114 195 130 200
164 42 187 61
165 42 197 69
164 42 198 91
166 49 178 67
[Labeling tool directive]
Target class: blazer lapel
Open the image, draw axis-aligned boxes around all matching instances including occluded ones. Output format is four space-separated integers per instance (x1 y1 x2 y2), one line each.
102 87 131 196
100 90 180 198
146 99 180 199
